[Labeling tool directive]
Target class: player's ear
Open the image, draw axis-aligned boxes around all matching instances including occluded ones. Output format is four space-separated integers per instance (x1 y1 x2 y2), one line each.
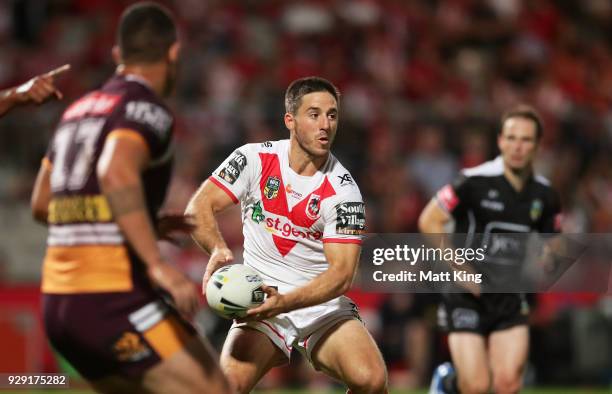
168 42 180 63
112 46 122 66
284 112 294 132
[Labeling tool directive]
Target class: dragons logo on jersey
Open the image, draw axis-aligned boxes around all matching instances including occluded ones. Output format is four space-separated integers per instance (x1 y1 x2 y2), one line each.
218 150 247 184
336 202 366 235
530 199 543 222
264 176 281 199
306 194 321 220
250 201 265 223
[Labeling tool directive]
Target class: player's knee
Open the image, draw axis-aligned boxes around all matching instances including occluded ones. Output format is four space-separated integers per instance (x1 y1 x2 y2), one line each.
457 374 489 394
192 369 233 394
229 377 252 394
493 371 522 394
220 363 253 394
346 364 388 393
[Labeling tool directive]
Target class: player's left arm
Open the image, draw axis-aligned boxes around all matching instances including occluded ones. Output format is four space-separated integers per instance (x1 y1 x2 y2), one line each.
30 158 52 225
536 190 586 287
246 242 360 320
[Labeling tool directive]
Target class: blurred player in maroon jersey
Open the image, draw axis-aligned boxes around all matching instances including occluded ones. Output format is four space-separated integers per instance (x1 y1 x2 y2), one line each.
30 3 231 393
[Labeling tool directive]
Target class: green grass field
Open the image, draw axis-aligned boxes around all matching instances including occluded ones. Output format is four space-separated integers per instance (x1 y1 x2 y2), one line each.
255 390 612 394
2 389 610 394
258 390 611 394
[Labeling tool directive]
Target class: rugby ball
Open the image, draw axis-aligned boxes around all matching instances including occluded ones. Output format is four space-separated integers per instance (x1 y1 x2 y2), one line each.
205 264 265 319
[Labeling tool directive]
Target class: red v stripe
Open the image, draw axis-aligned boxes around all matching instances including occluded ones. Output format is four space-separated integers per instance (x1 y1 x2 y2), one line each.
260 152 294 256
290 177 336 227
272 235 298 257
258 152 337 257
259 153 290 216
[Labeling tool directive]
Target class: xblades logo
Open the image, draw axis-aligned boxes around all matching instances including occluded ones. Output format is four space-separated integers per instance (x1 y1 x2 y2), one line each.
338 173 353 186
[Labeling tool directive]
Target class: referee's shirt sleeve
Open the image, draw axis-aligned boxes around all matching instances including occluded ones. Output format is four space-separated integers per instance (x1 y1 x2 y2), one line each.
434 175 470 218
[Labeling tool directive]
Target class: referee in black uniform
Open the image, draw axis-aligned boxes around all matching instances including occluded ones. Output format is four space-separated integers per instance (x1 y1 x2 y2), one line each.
420 105 562 394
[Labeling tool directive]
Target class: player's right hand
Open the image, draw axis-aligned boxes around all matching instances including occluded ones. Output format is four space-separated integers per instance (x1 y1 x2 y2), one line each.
202 247 234 295
148 261 200 318
14 64 70 104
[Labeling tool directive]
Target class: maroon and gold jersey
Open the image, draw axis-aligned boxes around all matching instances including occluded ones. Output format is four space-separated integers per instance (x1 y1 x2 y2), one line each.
42 74 174 294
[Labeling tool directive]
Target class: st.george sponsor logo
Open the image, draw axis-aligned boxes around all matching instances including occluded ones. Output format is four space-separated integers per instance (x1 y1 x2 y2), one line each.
264 217 322 241
249 200 322 241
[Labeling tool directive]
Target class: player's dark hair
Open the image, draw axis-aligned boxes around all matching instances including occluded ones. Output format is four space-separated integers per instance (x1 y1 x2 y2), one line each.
500 104 543 140
285 77 340 114
117 2 176 64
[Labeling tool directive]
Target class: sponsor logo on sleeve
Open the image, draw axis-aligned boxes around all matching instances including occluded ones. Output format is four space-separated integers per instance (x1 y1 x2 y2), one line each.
263 176 281 199
437 184 459 212
336 202 366 235
125 101 173 138
217 150 247 184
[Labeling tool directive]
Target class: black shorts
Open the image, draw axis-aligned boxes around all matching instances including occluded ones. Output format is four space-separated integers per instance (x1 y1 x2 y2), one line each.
438 293 529 336
43 289 196 381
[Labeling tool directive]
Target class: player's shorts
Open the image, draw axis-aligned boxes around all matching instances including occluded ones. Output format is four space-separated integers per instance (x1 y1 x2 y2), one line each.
43 289 197 380
231 295 361 367
438 293 529 336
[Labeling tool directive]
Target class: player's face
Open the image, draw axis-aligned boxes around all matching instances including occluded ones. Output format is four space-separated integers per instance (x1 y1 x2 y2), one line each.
288 91 338 158
498 117 539 171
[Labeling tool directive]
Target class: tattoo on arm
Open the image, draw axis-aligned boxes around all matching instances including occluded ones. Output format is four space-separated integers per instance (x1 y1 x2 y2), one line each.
106 185 146 217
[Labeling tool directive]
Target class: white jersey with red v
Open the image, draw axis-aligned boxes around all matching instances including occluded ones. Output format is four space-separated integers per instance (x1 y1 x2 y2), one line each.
209 139 365 291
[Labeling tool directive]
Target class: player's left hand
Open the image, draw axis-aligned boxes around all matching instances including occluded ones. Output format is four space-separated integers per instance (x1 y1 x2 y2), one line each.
15 64 71 104
156 213 196 245
243 285 288 321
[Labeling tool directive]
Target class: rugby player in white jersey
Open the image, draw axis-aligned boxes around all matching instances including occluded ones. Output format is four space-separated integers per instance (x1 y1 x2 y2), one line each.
186 76 388 394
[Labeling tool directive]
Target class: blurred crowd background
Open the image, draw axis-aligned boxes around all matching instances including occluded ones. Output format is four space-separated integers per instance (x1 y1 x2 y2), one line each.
0 0 611 390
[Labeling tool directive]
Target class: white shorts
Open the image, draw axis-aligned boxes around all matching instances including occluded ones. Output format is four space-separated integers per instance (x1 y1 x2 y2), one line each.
231 295 361 366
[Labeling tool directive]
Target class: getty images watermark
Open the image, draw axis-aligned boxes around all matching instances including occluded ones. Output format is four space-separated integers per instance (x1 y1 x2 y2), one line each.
372 244 486 284
357 233 611 293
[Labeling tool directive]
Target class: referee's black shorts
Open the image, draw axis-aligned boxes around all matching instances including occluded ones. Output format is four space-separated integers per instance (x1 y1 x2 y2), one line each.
438 293 529 336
